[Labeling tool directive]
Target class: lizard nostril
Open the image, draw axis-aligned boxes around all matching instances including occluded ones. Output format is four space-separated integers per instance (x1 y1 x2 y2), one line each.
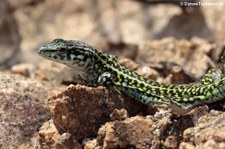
37 46 45 54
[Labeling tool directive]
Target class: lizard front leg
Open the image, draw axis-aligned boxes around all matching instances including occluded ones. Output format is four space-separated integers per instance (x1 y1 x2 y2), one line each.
78 72 115 87
96 72 115 86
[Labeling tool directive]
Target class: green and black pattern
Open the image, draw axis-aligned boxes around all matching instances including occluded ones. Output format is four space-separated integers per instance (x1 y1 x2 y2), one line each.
37 39 225 115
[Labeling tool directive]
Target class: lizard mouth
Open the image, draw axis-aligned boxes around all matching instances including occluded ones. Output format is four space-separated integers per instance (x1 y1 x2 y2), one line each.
37 46 44 55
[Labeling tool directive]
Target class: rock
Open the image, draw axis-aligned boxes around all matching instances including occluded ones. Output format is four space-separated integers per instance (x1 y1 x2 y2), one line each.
47 84 145 141
164 135 177 148
99 40 139 60
137 65 160 81
182 110 225 149
179 142 195 149
11 63 35 77
38 120 61 148
35 63 76 86
138 37 214 79
119 58 140 70
52 133 81 149
0 73 50 148
95 115 172 149
164 66 196 84
38 120 81 149
110 108 128 121
84 139 99 149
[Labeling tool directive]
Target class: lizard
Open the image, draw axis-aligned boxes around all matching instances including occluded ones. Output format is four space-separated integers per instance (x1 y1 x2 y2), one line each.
37 38 225 115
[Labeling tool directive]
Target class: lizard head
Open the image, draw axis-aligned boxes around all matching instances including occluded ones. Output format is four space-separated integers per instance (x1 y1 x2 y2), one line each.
37 38 96 70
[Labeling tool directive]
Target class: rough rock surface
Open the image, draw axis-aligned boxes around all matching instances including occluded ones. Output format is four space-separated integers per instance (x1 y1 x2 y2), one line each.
110 108 128 121
46 85 145 141
38 120 82 149
181 111 225 149
0 73 50 148
95 115 170 149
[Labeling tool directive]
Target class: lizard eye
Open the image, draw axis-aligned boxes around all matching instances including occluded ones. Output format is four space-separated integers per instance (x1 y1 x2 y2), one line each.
59 47 67 53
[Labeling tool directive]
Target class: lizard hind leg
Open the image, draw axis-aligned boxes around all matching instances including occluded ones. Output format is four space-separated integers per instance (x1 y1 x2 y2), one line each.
164 95 191 115
200 50 225 85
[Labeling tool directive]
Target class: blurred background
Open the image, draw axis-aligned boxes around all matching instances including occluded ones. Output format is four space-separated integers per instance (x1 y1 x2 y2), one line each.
1 0 225 69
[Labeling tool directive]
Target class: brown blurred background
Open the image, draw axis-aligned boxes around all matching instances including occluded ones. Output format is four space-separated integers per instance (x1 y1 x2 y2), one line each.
1 0 225 70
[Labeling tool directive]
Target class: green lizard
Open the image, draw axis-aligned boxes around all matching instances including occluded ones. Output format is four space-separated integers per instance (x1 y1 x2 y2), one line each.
37 39 225 115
